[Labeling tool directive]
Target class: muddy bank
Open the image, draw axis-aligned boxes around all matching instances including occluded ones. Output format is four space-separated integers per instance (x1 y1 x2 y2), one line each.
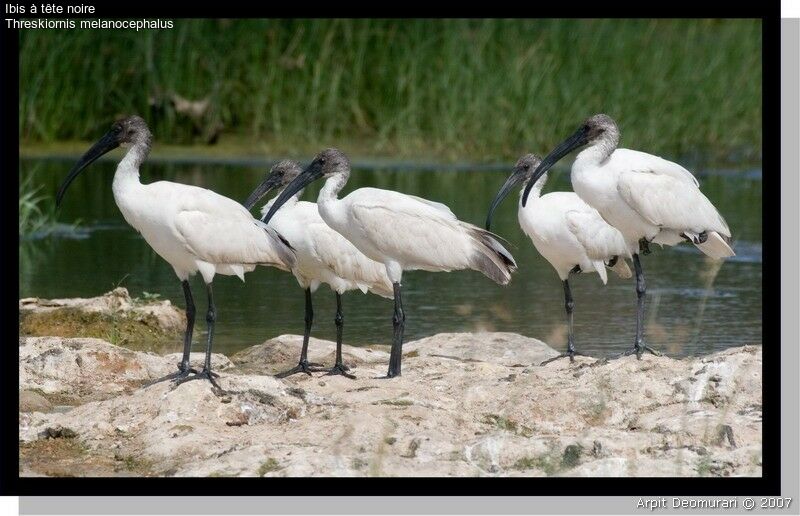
19 288 185 353
19 333 762 477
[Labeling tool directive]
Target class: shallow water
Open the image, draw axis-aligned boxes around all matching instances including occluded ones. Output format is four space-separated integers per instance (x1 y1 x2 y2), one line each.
19 158 762 358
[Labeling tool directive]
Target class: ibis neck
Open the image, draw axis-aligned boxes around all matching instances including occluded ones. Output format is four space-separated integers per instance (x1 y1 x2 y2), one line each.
575 132 618 167
317 172 348 206
521 172 547 205
121 141 150 171
112 143 148 196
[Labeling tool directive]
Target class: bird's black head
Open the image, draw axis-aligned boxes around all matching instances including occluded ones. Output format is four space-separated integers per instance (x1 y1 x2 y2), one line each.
579 113 617 144
485 153 543 230
521 114 619 207
112 115 153 149
243 159 303 210
270 159 303 184
513 153 543 184
312 148 351 178
259 148 352 225
56 115 152 207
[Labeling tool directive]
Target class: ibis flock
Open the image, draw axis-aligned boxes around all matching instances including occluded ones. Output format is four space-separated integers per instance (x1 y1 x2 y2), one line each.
57 114 734 387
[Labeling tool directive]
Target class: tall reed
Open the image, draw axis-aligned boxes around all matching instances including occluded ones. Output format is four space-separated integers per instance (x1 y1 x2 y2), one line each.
19 19 761 161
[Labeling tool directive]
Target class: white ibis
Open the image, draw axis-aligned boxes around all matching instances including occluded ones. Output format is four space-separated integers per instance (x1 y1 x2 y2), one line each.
56 116 296 388
260 148 517 378
522 114 734 358
243 160 393 379
485 153 632 363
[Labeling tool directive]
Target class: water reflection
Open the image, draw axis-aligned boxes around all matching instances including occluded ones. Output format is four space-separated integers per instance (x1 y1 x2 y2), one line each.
19 158 762 358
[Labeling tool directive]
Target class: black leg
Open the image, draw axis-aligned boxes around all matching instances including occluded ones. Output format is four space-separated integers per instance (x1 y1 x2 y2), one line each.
541 276 590 366
335 292 344 365
617 254 661 359
175 283 222 389
203 283 216 371
564 279 576 356
386 282 405 378
146 280 198 386
275 288 323 378
180 280 197 372
633 254 645 354
638 238 652 255
321 292 356 379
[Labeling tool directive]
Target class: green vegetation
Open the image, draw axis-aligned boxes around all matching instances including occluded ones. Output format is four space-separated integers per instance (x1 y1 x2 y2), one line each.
373 398 414 407
19 174 59 237
513 455 559 476
19 307 180 352
256 458 282 476
19 19 761 162
512 444 584 475
482 413 534 437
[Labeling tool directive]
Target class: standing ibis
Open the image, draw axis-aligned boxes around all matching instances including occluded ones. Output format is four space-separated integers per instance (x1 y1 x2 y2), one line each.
260 149 517 378
522 114 734 358
57 116 296 388
486 153 632 363
244 160 393 379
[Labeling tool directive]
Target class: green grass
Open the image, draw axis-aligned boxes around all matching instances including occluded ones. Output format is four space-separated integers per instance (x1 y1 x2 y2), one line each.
19 173 59 237
19 19 761 162
256 458 282 476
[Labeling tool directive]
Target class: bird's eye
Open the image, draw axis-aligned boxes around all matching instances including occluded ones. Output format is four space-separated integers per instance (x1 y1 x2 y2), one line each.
319 158 326 164
523 164 530 171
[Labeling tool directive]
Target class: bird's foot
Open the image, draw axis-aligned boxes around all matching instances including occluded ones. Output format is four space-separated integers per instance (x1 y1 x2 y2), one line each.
274 360 323 379
617 343 662 360
375 366 401 380
321 363 356 380
145 365 198 387
173 368 223 391
539 350 588 366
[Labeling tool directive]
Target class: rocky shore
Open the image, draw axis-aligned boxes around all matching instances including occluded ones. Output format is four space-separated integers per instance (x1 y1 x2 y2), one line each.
19 336 761 477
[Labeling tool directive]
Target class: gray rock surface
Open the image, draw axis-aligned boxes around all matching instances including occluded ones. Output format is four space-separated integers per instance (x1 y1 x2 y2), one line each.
19 390 53 413
18 334 762 477
19 336 232 404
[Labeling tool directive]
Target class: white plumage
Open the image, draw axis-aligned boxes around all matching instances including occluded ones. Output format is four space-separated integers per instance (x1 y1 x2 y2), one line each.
571 147 733 259
520 174 631 285
245 160 392 378
57 116 295 386
260 148 517 377
522 114 734 358
116 177 293 283
485 153 630 361
320 186 515 285
261 192 392 299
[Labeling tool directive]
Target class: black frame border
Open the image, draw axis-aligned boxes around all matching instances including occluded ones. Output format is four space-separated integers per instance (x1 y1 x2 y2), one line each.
2 1 780 497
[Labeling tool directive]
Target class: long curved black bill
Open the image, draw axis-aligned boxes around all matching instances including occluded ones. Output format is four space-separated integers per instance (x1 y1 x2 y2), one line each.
521 127 589 207
56 131 120 207
243 172 283 211
485 167 527 231
261 162 324 224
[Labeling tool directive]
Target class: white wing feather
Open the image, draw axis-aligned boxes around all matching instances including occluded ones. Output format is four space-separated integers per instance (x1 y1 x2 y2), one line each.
306 220 394 298
347 189 472 271
565 209 631 261
612 149 699 187
617 171 730 237
168 185 295 270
